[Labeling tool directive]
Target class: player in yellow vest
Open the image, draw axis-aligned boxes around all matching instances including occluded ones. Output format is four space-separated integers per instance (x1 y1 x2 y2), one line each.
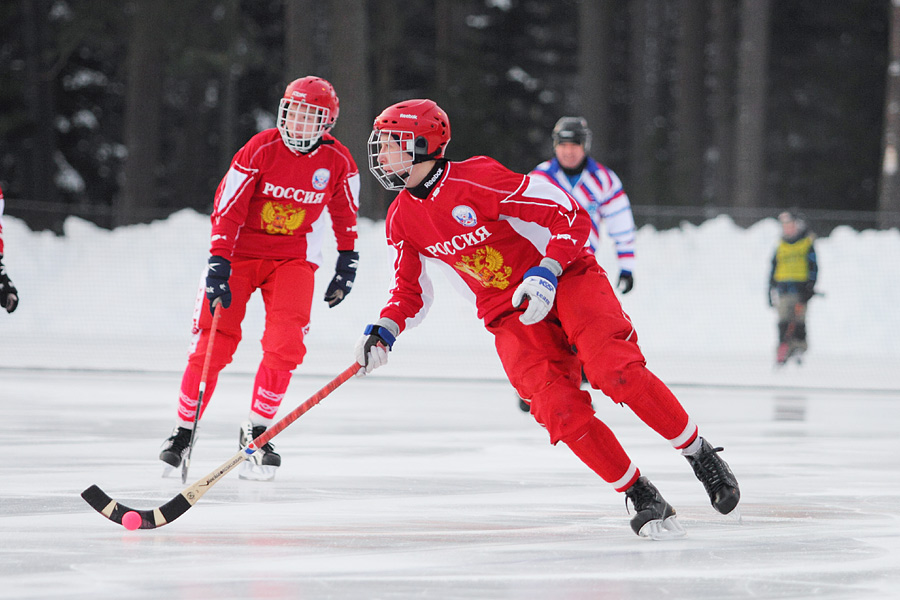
768 211 818 365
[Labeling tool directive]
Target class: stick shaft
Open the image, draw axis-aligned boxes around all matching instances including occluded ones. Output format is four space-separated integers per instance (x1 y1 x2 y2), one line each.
82 363 360 529
250 363 359 449
183 301 223 482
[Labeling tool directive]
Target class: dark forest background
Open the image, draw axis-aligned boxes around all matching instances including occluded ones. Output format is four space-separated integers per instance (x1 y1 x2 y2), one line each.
2 0 900 233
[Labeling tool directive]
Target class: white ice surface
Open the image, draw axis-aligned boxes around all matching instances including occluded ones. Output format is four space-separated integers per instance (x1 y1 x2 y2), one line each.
2 369 899 600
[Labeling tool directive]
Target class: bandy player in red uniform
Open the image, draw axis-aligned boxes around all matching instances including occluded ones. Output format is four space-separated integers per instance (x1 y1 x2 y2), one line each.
160 77 360 480
0 184 19 314
354 99 740 539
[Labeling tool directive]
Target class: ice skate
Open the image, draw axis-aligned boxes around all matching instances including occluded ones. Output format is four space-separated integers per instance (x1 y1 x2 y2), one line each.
238 421 281 481
517 392 530 412
624 476 686 540
684 437 741 517
159 426 192 475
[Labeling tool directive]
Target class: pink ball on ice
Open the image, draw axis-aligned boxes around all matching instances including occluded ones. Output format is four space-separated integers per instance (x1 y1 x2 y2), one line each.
122 511 142 531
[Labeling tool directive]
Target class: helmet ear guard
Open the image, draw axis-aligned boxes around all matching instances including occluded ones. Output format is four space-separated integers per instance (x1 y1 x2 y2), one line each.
413 136 436 163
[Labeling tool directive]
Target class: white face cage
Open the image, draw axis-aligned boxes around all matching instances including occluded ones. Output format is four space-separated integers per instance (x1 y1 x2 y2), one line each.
367 129 416 190
277 98 331 153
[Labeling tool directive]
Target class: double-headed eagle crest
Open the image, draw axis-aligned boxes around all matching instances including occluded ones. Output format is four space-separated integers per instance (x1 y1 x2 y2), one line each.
261 201 305 235
454 246 512 289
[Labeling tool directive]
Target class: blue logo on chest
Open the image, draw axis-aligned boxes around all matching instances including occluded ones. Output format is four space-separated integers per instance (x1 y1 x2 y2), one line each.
452 205 477 227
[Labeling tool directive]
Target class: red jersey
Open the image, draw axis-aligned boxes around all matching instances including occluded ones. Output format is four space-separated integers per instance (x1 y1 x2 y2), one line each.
379 156 592 331
210 129 359 266
0 184 5 255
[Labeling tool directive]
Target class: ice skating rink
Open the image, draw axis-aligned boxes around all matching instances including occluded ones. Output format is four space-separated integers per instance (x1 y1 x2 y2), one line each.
2 366 899 600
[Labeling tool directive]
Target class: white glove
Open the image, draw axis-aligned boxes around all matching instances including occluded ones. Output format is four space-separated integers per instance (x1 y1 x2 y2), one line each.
354 320 398 375
512 264 558 325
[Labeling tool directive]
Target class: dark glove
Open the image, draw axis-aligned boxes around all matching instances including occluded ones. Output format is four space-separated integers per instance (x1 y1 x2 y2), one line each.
768 284 775 307
205 255 232 314
617 270 634 294
355 323 396 374
800 281 815 303
0 255 18 313
324 250 359 307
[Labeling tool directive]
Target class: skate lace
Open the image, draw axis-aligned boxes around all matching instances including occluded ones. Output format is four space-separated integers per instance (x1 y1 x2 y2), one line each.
692 445 728 493
624 482 656 514
169 428 192 453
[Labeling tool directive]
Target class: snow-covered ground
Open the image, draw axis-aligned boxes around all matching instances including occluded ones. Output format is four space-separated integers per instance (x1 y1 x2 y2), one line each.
1 210 898 390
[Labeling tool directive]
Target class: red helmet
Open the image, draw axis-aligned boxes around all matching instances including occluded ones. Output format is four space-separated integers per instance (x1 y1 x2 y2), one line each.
277 76 340 152
367 99 451 190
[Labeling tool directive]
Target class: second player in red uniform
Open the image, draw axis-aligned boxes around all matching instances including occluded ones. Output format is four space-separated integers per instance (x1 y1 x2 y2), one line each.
160 76 361 480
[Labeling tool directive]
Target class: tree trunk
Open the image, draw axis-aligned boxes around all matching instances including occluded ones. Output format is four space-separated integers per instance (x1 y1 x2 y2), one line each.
671 0 706 206
21 0 58 210
120 0 167 226
878 0 900 229
733 0 771 221
435 0 452 96
328 0 376 218
285 0 317 81
706 0 737 207
628 0 663 205
220 0 242 172
578 0 614 157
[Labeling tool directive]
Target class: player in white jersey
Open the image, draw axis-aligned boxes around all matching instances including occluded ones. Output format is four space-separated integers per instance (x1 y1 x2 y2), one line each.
522 118 638 410
0 184 19 314
530 117 636 294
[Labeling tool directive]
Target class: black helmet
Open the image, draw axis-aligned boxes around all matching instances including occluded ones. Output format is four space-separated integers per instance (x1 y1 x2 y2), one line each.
552 116 592 151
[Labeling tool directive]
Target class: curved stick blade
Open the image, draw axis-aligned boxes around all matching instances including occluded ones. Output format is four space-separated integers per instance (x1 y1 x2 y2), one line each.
81 484 191 530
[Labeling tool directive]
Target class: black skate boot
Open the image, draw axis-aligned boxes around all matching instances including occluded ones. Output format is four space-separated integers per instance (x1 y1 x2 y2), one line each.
624 476 686 539
684 437 740 515
159 426 192 468
517 393 530 412
238 421 281 481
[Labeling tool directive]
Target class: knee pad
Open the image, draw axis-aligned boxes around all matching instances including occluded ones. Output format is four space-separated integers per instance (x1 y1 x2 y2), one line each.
190 331 240 373
589 361 651 407
530 377 596 445
261 352 299 372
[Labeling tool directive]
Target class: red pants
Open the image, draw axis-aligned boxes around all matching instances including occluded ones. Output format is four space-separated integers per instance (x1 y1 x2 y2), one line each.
176 257 315 425
488 254 697 491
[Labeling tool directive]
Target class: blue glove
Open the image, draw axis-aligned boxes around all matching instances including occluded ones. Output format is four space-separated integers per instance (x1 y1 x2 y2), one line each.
205 255 231 314
512 266 558 325
324 250 359 307
355 323 396 374
617 270 634 294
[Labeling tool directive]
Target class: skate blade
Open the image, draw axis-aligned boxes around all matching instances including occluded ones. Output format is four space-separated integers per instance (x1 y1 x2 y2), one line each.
238 461 277 481
724 506 743 524
161 464 179 478
638 516 687 540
